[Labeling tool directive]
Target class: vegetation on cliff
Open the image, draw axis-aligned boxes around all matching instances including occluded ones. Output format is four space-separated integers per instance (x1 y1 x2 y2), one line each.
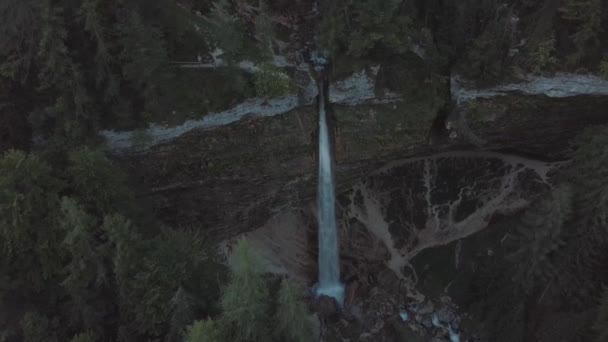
185 240 314 342
0 148 226 341
1 0 608 341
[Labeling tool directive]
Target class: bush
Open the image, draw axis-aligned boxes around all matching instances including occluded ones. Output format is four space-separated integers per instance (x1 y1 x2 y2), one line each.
186 320 219 342
275 279 314 342
253 64 291 98
529 39 558 74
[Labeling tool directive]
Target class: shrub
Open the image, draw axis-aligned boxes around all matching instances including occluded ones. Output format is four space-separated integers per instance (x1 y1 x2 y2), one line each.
599 60 608 80
275 279 314 342
186 320 219 342
253 64 291 98
529 39 558 74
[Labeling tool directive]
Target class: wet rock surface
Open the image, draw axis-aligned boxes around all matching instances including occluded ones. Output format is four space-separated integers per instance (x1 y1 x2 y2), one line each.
232 151 564 341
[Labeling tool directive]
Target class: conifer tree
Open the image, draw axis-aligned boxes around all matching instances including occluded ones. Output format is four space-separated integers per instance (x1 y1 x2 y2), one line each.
220 239 271 342
275 279 314 342
0 150 63 293
205 0 245 61
60 197 111 333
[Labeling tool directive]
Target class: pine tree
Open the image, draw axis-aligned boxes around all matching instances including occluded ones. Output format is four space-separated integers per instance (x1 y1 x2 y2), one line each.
346 0 412 58
205 0 245 61
60 197 111 333
0 0 41 82
67 147 132 216
505 185 572 293
274 279 314 342
108 220 221 339
118 10 169 116
552 125 608 305
220 239 271 342
79 0 118 100
20 312 58 342
0 150 63 293
254 0 274 58
167 286 198 342
558 0 602 66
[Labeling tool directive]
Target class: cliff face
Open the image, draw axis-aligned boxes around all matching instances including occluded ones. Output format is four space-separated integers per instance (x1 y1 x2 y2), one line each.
115 73 608 243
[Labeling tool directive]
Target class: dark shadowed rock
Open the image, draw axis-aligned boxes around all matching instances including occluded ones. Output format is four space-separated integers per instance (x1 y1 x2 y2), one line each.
314 294 339 319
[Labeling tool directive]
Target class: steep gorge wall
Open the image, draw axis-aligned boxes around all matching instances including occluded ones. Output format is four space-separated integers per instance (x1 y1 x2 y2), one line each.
240 151 555 282
116 73 608 239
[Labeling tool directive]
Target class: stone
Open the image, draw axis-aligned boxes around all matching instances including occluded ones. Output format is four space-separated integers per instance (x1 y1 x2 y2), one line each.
422 316 434 329
437 307 456 325
315 295 339 318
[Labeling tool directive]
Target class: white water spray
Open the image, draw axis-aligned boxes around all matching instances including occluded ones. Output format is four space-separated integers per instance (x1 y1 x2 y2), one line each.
315 81 345 306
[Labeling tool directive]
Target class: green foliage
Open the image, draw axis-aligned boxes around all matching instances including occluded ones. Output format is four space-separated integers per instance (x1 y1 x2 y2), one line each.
118 10 170 115
346 0 412 58
183 239 315 342
70 331 97 342
275 279 314 342
529 38 558 74
167 287 199 342
205 0 245 61
505 186 572 292
558 0 602 67
0 0 41 81
600 60 608 80
461 4 517 83
37 1 70 90
570 126 608 234
221 239 271 341
529 126 608 306
186 320 219 342
253 64 291 98
20 312 58 342
320 0 413 59
377 56 448 113
34 1 97 144
110 222 223 338
0 150 63 292
60 197 111 331
254 0 274 58
79 0 117 98
67 147 131 215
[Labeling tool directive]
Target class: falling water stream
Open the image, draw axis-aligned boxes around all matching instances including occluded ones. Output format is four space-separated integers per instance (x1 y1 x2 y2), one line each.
315 75 345 306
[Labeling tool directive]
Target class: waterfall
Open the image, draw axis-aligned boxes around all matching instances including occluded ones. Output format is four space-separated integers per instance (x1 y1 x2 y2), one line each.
315 79 344 306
